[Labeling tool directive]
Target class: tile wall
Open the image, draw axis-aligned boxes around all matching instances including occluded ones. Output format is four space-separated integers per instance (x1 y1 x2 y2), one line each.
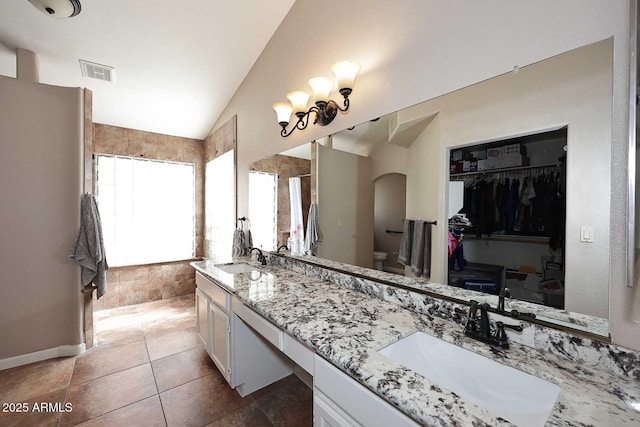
92 124 205 310
95 261 196 310
250 154 311 246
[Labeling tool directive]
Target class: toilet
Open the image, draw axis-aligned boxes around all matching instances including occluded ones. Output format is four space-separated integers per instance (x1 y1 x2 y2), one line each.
373 251 388 271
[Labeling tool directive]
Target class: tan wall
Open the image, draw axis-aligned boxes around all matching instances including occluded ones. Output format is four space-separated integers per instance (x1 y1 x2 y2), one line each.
92 124 204 310
82 88 94 348
0 74 83 359
317 145 374 267
250 154 311 246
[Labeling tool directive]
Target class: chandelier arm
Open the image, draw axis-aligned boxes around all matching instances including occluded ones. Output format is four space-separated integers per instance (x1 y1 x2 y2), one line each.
280 125 297 137
307 106 322 125
280 110 313 137
333 96 350 113
295 112 310 130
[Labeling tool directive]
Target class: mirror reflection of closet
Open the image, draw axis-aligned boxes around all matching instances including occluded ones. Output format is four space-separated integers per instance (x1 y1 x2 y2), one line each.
447 128 567 309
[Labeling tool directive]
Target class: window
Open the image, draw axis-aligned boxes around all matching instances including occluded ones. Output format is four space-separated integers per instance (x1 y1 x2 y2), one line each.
95 154 195 266
205 150 235 259
249 171 277 251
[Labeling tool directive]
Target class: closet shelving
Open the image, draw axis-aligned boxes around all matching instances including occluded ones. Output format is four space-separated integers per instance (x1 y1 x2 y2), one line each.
450 163 559 179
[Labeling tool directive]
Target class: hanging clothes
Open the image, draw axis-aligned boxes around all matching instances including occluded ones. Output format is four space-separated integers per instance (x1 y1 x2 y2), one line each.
448 227 464 271
453 166 563 240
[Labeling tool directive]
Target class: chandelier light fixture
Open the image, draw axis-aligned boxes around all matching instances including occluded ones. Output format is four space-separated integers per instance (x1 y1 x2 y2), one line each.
273 61 360 137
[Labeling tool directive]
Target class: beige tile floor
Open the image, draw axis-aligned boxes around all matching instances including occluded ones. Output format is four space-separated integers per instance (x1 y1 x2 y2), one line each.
0 294 312 427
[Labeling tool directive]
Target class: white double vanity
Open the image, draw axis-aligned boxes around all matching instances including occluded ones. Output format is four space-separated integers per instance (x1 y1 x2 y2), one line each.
191 257 640 427
193 263 417 427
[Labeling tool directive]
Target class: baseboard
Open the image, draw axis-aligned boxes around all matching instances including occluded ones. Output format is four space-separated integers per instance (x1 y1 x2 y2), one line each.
0 343 86 371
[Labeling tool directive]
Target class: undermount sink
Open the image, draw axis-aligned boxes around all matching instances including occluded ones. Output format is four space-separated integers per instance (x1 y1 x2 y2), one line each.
378 332 560 427
216 263 258 274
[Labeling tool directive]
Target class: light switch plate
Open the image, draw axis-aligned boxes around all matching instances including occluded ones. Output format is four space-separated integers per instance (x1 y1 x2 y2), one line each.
580 226 594 243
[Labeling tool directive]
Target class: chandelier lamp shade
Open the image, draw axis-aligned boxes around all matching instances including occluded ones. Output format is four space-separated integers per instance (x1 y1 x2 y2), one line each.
273 61 360 137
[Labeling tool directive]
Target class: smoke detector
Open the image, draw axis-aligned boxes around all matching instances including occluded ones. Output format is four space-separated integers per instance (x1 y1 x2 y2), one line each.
79 60 115 83
27 0 81 18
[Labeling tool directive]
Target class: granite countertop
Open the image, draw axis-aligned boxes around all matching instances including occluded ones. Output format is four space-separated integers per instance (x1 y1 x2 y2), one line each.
287 255 609 336
191 259 640 426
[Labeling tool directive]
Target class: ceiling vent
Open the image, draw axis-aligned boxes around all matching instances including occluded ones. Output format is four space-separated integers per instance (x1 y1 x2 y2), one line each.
79 60 115 83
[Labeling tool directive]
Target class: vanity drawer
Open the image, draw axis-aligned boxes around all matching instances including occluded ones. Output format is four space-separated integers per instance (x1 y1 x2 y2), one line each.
283 334 314 375
196 272 230 311
314 356 418 427
233 299 284 351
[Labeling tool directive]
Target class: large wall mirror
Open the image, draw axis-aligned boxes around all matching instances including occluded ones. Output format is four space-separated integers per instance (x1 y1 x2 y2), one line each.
257 39 614 338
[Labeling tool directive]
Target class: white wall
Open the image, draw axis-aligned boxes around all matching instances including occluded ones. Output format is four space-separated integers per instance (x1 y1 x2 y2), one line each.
0 74 83 359
210 1 637 348
402 40 612 318
317 144 373 267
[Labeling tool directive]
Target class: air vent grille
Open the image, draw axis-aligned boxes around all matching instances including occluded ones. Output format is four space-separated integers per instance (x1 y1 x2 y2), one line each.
79 60 115 82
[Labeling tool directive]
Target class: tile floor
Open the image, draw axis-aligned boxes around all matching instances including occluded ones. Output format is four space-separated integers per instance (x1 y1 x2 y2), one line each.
0 294 313 427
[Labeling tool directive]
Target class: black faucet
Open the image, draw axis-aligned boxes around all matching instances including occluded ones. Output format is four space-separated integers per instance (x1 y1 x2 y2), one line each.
276 244 288 254
498 287 511 312
249 247 267 265
494 321 524 349
464 301 490 339
463 300 523 349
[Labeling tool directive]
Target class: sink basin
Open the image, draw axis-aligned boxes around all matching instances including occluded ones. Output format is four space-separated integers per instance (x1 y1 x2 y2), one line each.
378 332 560 427
216 263 258 274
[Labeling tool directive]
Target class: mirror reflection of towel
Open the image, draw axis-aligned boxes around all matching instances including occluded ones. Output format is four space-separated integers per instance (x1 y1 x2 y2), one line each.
304 203 322 256
398 220 414 265
232 229 246 257
402 220 431 278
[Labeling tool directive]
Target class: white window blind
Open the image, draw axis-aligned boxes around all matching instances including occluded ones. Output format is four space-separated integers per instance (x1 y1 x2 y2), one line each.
95 154 195 266
248 171 277 251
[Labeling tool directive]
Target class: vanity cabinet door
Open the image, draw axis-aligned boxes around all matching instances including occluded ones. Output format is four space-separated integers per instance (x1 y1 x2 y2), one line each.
313 390 359 427
209 302 231 383
195 288 210 353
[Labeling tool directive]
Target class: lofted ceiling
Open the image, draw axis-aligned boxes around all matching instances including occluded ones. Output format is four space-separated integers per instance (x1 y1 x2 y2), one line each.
0 0 295 139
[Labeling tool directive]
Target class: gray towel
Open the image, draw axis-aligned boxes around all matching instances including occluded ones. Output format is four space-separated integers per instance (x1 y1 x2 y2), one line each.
304 203 323 256
245 229 253 252
410 220 426 276
232 229 246 257
244 219 253 252
422 222 432 278
68 194 108 299
398 219 414 265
